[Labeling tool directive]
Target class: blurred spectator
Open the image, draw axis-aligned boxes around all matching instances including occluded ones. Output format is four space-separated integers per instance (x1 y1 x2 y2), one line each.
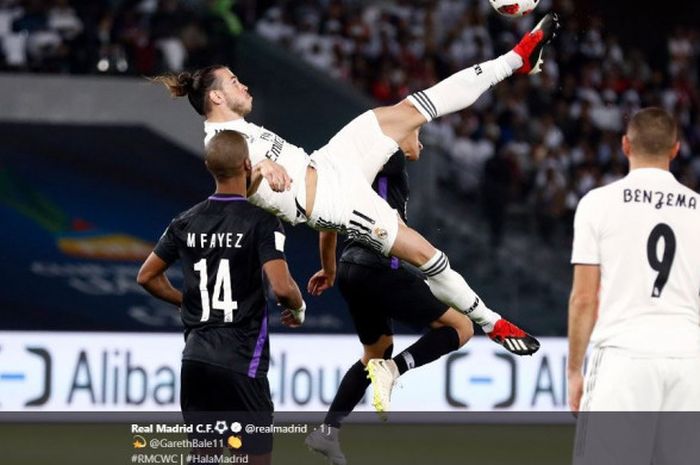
0 0 240 74
482 147 517 251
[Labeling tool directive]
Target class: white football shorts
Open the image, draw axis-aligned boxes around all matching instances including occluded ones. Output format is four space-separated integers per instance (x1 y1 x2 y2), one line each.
305 111 401 256
580 347 700 411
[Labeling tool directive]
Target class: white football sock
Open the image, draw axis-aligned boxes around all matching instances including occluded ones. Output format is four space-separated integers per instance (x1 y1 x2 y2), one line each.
419 251 500 331
408 52 522 122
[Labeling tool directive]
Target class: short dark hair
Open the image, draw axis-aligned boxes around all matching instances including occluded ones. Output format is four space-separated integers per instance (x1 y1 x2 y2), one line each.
626 107 678 157
205 130 249 180
150 65 226 115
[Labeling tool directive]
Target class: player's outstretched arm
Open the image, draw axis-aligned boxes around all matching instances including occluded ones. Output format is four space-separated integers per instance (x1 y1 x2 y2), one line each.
308 231 337 296
567 264 600 413
137 252 183 307
249 159 292 194
263 259 305 327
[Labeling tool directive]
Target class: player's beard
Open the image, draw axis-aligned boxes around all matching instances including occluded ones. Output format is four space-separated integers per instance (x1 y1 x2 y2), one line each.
228 96 252 117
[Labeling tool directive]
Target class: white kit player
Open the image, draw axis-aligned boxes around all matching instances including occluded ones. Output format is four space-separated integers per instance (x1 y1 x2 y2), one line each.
568 108 700 464
154 13 561 357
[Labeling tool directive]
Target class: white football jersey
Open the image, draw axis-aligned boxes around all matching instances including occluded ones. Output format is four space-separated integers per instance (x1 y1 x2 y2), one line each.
572 168 700 356
204 119 310 225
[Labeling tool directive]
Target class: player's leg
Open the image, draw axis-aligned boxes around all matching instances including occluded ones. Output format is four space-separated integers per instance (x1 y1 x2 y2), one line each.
654 358 700 465
363 267 472 413
374 13 560 144
306 336 392 465
371 268 474 378
573 350 661 465
306 264 393 464
332 172 539 355
387 310 473 377
324 264 395 425
389 222 540 354
367 308 474 415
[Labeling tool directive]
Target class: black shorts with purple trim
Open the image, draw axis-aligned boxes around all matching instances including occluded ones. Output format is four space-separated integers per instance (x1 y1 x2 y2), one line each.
180 359 274 455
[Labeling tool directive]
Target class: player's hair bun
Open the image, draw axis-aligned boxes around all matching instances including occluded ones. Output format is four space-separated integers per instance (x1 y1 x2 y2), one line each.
174 71 195 96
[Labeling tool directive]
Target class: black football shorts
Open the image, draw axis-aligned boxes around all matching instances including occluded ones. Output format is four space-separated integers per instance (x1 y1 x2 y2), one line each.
180 360 273 455
337 261 449 345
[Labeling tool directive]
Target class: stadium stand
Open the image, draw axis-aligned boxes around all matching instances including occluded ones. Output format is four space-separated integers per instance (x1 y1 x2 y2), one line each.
2 0 698 335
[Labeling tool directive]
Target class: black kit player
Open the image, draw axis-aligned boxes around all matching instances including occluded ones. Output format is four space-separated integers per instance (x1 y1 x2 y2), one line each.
304 151 474 465
137 131 306 465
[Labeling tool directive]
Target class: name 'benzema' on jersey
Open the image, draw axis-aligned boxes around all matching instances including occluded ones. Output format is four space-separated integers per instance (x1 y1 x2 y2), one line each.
623 188 698 210
204 119 311 226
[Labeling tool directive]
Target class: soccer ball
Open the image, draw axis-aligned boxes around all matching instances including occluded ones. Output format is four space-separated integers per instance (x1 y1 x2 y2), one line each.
489 0 540 17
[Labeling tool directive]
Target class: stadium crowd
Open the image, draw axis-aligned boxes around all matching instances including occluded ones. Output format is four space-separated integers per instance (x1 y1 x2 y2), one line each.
253 0 700 247
0 0 242 74
3 0 698 248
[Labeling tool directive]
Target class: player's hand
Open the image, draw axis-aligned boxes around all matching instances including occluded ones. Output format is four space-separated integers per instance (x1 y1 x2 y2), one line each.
257 160 292 192
280 302 305 328
307 269 335 296
567 370 584 415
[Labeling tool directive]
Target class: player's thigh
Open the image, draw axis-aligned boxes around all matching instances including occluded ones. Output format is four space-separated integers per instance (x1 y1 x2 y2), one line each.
581 349 663 411
661 356 700 410
372 101 427 144
337 263 393 346
344 184 401 257
375 266 450 330
321 110 398 183
339 261 458 345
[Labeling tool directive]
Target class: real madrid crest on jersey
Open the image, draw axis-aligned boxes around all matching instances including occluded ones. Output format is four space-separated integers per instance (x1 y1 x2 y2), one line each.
374 228 388 240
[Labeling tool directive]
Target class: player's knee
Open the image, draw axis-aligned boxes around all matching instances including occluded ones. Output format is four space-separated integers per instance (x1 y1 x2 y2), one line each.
455 320 474 347
392 226 437 266
436 310 474 347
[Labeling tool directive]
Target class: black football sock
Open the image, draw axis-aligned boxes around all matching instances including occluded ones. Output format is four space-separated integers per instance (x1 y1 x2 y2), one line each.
324 360 370 428
393 326 461 375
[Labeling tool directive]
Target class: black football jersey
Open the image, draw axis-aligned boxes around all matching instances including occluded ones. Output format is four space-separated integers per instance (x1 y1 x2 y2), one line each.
154 193 285 377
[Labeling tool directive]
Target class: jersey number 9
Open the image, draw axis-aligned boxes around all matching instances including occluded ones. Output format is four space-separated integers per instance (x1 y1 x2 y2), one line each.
646 223 676 298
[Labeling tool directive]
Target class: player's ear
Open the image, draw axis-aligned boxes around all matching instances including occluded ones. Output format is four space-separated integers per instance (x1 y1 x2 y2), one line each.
244 157 252 173
621 135 632 158
670 141 680 160
209 89 222 105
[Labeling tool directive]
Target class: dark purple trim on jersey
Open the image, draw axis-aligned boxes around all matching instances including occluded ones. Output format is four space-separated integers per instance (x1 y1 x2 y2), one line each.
377 176 400 270
208 194 246 201
247 307 268 378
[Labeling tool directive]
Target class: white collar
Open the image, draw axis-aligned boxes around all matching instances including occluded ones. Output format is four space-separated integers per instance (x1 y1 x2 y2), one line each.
204 119 248 131
626 168 675 180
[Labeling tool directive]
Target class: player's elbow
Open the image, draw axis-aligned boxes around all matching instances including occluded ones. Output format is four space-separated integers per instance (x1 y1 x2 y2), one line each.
568 291 597 313
136 268 154 287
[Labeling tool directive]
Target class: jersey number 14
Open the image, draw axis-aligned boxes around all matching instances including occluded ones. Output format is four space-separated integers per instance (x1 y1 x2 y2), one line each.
193 258 238 322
